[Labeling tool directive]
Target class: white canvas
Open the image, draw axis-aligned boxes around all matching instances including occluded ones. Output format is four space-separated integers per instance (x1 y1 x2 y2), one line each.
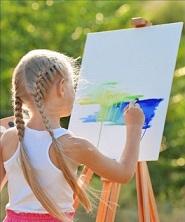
68 22 183 161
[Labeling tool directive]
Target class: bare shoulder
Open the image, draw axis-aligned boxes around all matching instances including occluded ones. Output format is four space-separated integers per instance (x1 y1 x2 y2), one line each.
0 127 19 162
56 132 97 166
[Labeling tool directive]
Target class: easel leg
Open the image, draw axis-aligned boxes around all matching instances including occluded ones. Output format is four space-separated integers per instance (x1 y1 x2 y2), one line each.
145 163 160 222
96 179 113 222
136 162 150 221
105 183 121 222
136 162 160 222
74 167 121 222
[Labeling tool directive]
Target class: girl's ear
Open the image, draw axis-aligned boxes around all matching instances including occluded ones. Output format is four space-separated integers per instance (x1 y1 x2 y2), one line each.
56 79 65 98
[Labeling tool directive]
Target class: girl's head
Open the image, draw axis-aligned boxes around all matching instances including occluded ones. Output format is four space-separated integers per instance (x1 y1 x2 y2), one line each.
12 49 78 122
11 49 96 222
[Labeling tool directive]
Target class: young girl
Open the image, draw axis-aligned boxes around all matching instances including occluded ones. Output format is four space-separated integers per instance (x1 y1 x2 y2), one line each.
0 49 144 222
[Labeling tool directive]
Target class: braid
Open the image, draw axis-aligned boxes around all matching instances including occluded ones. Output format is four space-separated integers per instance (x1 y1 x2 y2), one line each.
14 95 25 141
32 71 56 136
32 69 93 212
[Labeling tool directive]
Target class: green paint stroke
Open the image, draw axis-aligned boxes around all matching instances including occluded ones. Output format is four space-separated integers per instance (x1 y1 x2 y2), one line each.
77 81 144 121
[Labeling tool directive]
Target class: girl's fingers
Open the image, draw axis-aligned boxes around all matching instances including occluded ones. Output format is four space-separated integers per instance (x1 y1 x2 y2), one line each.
124 101 136 112
128 101 136 108
124 102 142 114
134 103 141 109
124 100 143 110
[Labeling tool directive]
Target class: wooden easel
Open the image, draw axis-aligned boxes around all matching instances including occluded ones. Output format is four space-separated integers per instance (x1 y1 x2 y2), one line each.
72 145 160 222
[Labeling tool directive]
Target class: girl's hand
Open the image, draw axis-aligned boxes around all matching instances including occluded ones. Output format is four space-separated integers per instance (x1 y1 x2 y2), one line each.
123 102 145 128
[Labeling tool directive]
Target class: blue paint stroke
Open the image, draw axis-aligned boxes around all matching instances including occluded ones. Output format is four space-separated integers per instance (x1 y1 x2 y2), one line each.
80 98 164 129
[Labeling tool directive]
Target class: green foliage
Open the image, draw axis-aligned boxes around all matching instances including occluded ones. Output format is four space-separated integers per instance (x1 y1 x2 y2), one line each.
0 1 185 221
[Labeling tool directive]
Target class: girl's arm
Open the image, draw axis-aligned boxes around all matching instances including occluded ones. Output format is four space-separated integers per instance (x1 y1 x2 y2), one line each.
0 134 7 191
61 104 145 183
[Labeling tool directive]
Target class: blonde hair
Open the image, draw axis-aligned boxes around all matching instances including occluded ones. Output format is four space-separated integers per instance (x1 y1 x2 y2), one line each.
11 49 97 222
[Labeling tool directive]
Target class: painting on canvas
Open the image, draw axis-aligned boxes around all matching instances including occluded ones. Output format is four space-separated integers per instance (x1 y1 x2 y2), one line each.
69 22 183 161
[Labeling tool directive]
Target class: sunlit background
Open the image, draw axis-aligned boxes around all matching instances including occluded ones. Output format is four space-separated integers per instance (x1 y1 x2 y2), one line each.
0 1 185 221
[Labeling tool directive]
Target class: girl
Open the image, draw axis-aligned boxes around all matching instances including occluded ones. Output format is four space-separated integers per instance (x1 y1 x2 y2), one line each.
0 49 144 222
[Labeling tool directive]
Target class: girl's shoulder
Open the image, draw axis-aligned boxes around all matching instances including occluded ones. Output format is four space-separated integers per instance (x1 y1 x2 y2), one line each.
0 126 19 162
56 132 97 166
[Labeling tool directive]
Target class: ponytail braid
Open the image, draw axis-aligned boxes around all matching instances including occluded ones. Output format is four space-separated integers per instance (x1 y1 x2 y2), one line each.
31 69 93 213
